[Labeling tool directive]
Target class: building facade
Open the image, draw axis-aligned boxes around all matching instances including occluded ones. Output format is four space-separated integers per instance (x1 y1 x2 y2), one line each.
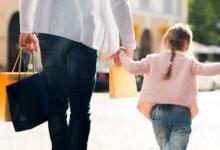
131 0 188 55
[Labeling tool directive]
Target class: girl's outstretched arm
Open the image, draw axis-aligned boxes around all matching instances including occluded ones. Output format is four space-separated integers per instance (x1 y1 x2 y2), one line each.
119 51 150 75
192 59 220 76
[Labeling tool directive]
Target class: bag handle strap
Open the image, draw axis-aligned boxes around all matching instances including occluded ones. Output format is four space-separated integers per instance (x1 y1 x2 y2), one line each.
12 48 23 72
11 48 34 73
27 54 33 73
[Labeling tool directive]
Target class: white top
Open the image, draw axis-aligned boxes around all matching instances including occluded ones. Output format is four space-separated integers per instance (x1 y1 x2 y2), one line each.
19 0 136 52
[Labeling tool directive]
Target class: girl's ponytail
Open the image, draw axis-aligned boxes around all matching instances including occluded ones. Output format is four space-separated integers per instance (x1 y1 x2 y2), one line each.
162 47 176 80
161 23 192 80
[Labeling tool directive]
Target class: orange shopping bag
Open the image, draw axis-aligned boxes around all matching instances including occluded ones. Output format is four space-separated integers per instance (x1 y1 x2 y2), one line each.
0 49 33 122
109 66 137 98
0 74 16 121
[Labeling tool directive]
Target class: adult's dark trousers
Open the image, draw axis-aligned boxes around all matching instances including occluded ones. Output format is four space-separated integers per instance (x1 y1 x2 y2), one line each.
38 33 97 150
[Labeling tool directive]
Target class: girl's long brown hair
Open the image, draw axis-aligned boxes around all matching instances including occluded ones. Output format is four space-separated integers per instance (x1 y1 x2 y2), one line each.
162 23 192 80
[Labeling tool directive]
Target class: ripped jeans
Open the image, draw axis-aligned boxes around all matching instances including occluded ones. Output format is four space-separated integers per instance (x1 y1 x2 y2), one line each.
150 104 192 150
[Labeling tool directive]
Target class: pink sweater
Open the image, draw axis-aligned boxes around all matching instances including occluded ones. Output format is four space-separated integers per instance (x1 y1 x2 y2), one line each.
119 50 220 119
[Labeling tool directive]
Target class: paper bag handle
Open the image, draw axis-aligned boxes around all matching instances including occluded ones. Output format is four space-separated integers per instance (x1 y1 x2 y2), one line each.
11 48 34 73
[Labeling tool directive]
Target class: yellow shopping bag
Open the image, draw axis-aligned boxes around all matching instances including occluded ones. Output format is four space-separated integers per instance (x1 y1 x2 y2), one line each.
109 66 137 98
0 49 34 122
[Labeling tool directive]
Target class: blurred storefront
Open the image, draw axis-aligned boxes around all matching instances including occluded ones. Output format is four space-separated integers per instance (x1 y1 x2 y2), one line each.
131 0 188 56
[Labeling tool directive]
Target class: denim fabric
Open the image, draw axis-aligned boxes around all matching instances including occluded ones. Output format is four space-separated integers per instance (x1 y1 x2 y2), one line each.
38 33 97 150
150 104 192 150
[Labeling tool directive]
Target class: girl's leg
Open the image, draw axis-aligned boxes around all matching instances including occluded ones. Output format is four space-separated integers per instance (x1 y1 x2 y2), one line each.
151 105 171 150
167 106 192 150
152 120 168 149
167 132 190 150
151 104 191 150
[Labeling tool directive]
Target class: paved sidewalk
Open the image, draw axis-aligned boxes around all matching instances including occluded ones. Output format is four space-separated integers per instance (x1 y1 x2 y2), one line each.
1 91 220 150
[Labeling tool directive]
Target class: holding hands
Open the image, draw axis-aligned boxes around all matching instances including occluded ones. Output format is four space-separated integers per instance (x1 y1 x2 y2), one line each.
110 48 134 66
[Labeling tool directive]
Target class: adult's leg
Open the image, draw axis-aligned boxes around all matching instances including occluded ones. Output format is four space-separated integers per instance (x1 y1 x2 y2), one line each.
38 34 71 150
66 43 97 150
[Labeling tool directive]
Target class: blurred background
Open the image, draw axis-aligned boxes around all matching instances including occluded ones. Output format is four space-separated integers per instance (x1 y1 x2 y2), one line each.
1 0 220 92
1 1 220 150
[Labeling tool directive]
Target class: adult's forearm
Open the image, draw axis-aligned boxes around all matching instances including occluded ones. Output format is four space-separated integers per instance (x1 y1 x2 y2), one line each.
111 0 136 50
19 0 36 33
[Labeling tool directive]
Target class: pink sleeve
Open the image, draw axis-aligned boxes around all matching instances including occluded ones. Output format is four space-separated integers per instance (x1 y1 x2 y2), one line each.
192 59 220 76
119 51 150 75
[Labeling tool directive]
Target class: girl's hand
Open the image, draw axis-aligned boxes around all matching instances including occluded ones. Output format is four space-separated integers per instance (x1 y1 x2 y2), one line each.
120 48 134 58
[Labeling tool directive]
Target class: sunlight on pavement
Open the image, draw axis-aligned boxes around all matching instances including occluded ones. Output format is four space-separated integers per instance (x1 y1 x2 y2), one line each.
1 91 220 150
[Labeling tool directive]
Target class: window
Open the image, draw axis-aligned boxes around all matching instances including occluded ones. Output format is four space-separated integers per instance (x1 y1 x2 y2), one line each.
130 0 149 11
177 0 183 17
149 0 163 13
131 0 183 17
164 0 172 14
163 0 181 16
139 0 149 11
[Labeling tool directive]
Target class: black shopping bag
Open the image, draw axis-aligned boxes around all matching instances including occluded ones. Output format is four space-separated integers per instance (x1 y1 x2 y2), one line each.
6 72 49 132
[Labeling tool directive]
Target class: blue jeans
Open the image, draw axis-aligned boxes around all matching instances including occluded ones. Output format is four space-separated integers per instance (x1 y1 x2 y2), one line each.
150 104 192 150
38 33 97 150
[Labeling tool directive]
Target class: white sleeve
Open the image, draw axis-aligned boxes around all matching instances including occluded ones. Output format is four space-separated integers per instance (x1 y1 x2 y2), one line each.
19 0 37 33
110 0 136 50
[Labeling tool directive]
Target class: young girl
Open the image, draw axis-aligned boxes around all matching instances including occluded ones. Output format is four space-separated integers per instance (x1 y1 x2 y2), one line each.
117 23 220 150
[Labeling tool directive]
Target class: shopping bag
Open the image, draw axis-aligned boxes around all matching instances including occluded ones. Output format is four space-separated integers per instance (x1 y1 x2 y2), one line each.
0 73 33 122
0 73 16 121
7 72 49 132
109 66 137 98
0 49 33 122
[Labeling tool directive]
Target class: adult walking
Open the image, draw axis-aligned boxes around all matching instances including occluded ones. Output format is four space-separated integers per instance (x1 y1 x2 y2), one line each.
19 0 136 150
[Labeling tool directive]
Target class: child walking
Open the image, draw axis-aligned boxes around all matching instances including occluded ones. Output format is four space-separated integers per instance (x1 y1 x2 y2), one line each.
114 23 220 150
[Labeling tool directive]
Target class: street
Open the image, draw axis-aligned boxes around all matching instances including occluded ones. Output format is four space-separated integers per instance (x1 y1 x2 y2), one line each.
1 91 220 150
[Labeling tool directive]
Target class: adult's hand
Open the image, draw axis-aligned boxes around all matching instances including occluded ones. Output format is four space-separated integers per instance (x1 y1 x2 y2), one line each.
19 33 39 53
